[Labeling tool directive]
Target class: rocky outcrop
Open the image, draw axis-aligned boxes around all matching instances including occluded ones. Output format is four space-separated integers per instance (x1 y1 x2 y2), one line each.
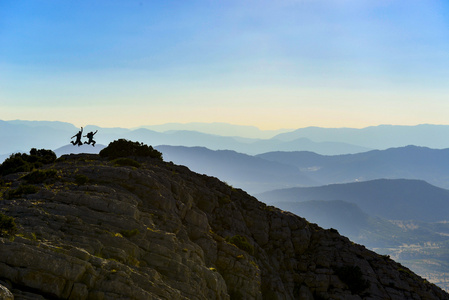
0 153 447 299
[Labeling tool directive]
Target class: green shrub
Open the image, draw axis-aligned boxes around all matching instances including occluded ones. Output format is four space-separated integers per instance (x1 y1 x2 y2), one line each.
21 169 57 184
218 195 231 204
112 158 141 168
0 154 32 175
75 174 89 185
0 213 17 236
99 139 162 160
335 265 370 294
225 235 255 255
0 148 56 176
5 184 39 199
120 229 140 238
398 267 413 276
29 148 57 164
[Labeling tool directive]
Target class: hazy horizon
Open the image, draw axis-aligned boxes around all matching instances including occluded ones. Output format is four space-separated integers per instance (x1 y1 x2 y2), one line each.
4 118 449 132
2 1 449 129
5 119 449 156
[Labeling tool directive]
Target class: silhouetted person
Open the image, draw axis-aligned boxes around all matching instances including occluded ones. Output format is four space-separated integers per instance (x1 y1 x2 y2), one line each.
84 130 98 146
71 127 83 146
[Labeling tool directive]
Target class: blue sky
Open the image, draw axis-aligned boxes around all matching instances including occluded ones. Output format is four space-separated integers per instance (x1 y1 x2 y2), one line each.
1 0 449 129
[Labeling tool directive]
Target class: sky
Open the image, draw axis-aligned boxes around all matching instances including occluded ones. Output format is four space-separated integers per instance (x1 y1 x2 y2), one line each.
1 0 449 130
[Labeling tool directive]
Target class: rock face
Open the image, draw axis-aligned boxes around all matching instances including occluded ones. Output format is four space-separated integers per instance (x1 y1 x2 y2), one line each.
0 153 448 299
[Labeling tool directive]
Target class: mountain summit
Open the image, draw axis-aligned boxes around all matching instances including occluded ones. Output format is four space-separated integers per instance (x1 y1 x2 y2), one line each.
0 143 447 299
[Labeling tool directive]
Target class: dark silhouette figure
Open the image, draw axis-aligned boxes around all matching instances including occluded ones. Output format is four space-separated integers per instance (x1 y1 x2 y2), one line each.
84 130 98 146
71 127 83 146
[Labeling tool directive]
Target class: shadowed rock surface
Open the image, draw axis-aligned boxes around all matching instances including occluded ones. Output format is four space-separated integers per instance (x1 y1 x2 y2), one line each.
0 154 448 299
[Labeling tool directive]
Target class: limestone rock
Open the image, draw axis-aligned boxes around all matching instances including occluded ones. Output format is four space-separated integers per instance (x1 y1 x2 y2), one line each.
0 284 13 300
0 154 446 299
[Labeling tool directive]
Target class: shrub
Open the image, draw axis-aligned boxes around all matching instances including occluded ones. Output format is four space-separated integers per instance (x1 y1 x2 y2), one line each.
75 174 89 185
120 229 140 238
21 169 57 184
218 195 231 204
0 213 17 236
99 139 162 160
29 148 57 164
335 265 370 294
5 184 39 199
398 267 413 276
112 158 141 168
0 148 56 176
225 235 255 255
0 154 32 175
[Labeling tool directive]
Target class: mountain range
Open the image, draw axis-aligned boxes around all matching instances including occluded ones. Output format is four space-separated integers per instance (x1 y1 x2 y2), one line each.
5 121 449 194
7 120 449 159
138 122 292 139
274 124 449 149
8 141 449 194
153 145 449 193
156 145 318 193
258 146 449 189
0 120 370 158
256 178 449 222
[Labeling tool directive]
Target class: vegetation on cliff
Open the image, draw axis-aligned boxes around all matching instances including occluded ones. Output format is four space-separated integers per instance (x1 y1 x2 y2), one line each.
0 148 56 176
99 139 162 160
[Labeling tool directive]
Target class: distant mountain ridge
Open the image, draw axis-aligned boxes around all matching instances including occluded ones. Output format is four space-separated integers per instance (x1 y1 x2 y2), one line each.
256 178 449 222
138 122 292 139
8 120 449 157
54 144 106 157
0 120 370 157
257 145 449 189
5 120 449 150
147 145 449 194
156 145 317 193
273 124 449 149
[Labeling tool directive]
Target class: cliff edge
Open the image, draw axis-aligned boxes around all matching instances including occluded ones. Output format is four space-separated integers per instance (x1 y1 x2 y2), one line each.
0 151 447 299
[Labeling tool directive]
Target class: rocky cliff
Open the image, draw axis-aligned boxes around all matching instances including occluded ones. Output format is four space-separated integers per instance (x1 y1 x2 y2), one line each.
0 153 448 299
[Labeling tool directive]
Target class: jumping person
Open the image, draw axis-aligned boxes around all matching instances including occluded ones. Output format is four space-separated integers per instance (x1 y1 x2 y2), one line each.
84 130 98 146
70 127 83 146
